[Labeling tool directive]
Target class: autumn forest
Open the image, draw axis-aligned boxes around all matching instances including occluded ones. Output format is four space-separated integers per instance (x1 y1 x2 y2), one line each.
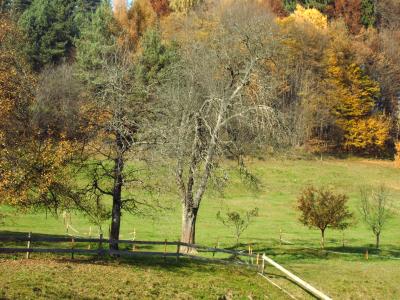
1 0 400 298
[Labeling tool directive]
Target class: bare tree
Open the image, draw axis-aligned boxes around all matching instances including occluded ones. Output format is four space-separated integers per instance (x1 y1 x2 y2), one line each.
79 47 165 250
377 0 400 29
32 64 84 141
75 4 164 250
360 185 393 249
217 208 259 247
161 1 288 249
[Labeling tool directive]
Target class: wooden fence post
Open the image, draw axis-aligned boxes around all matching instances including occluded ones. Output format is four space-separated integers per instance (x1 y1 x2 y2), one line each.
213 238 219 257
98 233 103 257
176 242 180 263
164 239 167 262
71 237 75 259
261 253 265 274
88 226 92 250
256 253 259 266
26 232 31 259
365 249 369 260
249 244 253 264
132 229 136 251
279 228 282 246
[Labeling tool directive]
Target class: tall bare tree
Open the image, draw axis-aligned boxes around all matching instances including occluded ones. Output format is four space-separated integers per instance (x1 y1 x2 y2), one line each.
162 1 288 248
75 3 169 250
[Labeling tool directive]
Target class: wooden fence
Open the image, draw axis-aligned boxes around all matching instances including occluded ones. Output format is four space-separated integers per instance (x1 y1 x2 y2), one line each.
0 233 254 262
0 233 332 300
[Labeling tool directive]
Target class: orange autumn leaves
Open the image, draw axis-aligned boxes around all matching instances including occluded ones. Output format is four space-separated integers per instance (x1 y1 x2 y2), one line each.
113 0 157 49
0 138 78 208
0 16 80 210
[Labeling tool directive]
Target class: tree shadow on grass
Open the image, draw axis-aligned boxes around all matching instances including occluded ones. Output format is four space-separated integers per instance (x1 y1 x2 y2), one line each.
0 230 160 251
326 245 400 258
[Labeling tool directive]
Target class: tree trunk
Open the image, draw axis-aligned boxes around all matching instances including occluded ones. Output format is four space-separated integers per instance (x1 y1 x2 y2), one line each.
376 232 380 249
110 134 124 251
321 229 325 249
180 205 198 253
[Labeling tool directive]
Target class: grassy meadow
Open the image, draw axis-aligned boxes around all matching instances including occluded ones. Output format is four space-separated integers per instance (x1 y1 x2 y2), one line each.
1 157 400 299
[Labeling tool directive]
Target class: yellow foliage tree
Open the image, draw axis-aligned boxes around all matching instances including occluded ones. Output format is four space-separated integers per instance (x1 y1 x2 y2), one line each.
343 117 390 153
278 6 391 155
324 35 390 153
278 4 328 29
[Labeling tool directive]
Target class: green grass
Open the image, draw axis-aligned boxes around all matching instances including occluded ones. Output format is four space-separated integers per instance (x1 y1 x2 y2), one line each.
1 157 400 299
0 256 288 299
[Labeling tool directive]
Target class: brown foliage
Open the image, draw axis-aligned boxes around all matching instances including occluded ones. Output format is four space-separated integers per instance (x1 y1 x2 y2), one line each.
334 0 362 34
150 0 171 17
297 186 353 248
258 0 287 17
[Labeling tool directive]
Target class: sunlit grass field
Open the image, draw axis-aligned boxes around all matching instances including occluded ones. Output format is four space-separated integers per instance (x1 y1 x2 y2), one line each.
1 157 400 299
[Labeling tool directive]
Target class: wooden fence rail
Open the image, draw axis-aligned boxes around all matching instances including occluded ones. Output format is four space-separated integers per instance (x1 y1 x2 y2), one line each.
261 254 332 300
0 234 251 263
0 235 253 257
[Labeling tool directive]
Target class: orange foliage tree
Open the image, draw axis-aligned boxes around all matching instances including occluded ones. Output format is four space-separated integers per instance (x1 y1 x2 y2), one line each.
150 0 171 16
0 15 80 212
334 0 362 33
114 0 157 49
258 0 287 17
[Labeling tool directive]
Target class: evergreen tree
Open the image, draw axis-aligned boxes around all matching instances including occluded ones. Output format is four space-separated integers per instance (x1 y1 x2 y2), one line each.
1 0 32 15
18 0 101 71
137 28 177 86
78 0 101 13
361 0 376 27
11 0 32 14
19 0 77 70
0 0 9 13
283 0 333 12
284 0 297 11
76 1 117 85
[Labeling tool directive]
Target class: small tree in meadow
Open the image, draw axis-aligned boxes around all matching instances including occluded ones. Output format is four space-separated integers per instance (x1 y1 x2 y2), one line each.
360 185 393 249
217 208 259 247
297 186 353 249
